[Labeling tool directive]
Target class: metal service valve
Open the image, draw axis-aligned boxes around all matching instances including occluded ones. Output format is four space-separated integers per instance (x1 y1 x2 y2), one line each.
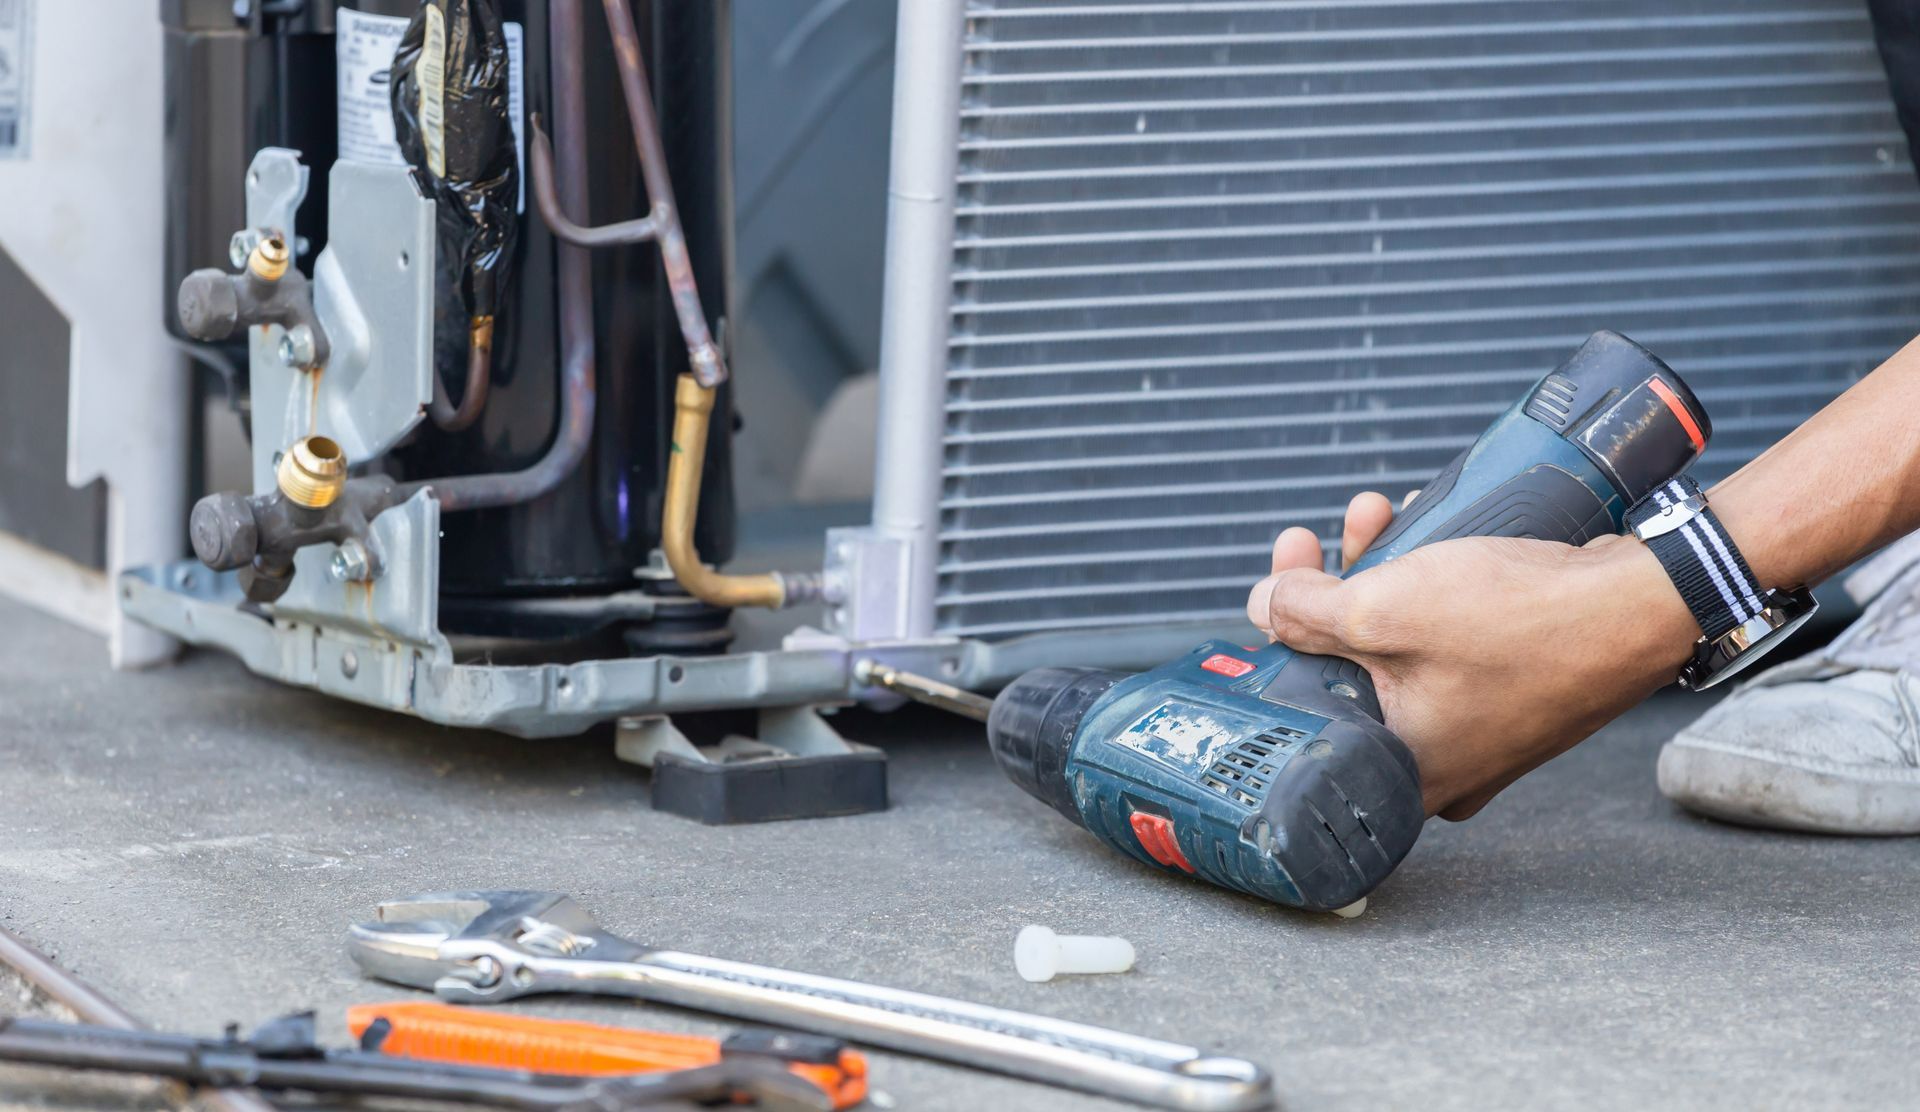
177 233 331 370
190 436 397 603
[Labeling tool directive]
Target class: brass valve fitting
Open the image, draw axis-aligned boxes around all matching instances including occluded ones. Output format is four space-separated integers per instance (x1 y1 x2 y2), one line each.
276 436 347 509
248 235 291 282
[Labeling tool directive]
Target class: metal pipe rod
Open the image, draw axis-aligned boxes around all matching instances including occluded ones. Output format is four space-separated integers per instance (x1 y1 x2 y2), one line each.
869 0 967 641
528 121 659 247
855 661 993 722
427 317 494 432
0 925 276 1112
400 0 598 513
598 0 725 387
590 0 816 608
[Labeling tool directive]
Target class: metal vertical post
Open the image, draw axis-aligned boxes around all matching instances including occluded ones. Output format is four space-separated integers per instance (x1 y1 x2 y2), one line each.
867 0 966 641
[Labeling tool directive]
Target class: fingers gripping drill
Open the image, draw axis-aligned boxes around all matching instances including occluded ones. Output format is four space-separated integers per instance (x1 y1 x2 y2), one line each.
874 332 1712 911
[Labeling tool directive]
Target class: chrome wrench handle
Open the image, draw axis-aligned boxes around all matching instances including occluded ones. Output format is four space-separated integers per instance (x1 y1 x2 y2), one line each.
432 940 1272 1112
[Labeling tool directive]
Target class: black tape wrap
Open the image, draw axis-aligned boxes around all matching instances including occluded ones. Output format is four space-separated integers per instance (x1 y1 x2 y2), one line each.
390 0 519 353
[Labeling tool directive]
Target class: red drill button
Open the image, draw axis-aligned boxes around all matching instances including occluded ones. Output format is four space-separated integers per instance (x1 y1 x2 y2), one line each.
1128 812 1195 873
1200 653 1255 678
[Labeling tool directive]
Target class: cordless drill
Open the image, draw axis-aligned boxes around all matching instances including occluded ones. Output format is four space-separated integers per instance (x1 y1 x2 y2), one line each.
984 331 1712 911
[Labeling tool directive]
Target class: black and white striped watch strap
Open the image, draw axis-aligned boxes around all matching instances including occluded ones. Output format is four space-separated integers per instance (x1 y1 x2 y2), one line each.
1626 476 1762 641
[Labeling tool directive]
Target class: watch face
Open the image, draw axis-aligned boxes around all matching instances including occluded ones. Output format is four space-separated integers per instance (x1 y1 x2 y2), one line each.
1681 592 1820 691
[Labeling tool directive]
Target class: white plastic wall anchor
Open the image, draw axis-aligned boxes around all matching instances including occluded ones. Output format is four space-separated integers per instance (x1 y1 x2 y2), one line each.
1331 898 1368 919
1014 925 1135 983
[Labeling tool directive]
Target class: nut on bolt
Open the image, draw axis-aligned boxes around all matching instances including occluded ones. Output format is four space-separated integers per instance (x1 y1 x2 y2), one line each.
328 540 373 584
278 324 318 369
277 436 347 509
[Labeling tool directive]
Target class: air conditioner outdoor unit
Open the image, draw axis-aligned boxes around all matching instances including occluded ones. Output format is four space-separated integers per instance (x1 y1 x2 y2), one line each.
28 0 1914 769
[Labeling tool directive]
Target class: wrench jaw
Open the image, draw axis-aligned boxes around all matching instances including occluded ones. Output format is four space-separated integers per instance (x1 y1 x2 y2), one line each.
429 937 548 1004
345 919 463 992
346 891 559 995
349 891 650 1004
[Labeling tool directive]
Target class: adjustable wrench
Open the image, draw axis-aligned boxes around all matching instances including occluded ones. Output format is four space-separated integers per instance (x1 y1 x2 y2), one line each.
347 891 1273 1112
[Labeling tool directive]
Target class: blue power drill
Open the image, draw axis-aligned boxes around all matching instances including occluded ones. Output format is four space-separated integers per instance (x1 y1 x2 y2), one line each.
983 332 1712 911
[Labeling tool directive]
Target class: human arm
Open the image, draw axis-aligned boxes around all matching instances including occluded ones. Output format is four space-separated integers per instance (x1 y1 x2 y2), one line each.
1248 336 1920 820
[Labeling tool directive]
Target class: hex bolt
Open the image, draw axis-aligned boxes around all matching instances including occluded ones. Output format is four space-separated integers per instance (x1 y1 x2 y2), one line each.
278 324 318 369
329 540 373 584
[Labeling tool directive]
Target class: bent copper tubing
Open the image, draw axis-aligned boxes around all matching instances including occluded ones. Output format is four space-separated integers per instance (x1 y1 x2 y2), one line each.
598 0 819 606
599 0 724 387
529 122 658 248
400 0 596 513
427 316 494 433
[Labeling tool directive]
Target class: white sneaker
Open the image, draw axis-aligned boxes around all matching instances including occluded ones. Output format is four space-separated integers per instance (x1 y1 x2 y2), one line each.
1658 533 1920 834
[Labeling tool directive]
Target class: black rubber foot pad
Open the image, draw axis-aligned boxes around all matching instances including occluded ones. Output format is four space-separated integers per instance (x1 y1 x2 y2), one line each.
650 747 889 824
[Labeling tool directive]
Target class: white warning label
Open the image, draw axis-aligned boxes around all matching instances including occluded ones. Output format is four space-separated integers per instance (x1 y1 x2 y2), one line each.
337 7 410 166
335 6 525 211
503 21 525 212
0 0 32 159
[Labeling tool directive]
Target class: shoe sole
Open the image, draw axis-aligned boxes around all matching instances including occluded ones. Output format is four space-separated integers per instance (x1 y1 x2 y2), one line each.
1657 736 1920 835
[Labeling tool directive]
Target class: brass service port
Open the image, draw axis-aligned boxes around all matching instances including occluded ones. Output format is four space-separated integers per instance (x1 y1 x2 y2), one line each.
248 235 290 282
277 436 347 509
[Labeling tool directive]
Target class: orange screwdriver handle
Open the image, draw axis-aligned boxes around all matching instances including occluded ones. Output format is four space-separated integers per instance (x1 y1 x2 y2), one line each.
347 1001 867 1109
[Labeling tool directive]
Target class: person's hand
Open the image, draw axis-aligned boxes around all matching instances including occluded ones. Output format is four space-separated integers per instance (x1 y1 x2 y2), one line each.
1249 494 1701 820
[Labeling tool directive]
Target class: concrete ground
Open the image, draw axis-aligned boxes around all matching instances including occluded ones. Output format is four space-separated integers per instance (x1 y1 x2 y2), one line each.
1 595 1917 1111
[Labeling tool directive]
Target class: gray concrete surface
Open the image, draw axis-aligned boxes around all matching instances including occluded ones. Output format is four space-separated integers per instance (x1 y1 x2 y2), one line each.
1 595 1917 1111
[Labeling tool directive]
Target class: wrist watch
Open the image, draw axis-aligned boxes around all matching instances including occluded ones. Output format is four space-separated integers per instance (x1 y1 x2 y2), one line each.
1626 475 1818 690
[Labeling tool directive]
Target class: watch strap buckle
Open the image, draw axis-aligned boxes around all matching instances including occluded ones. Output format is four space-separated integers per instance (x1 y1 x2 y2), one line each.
1677 586 1820 691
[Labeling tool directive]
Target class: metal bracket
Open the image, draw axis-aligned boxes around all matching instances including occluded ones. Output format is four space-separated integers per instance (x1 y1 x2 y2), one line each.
121 562 973 736
244 147 308 242
273 490 448 652
248 152 436 493
822 527 913 642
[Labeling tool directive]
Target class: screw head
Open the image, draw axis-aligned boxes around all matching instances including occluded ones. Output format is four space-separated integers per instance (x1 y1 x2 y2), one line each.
278 324 318 369
328 540 373 584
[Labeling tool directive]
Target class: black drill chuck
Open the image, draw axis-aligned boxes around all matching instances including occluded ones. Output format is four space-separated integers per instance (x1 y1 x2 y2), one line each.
987 668 1126 824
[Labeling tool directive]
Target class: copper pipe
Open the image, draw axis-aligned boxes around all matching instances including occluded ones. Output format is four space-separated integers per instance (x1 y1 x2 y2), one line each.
597 0 818 608
663 374 788 608
427 316 493 433
399 0 596 513
598 0 723 387
529 121 657 247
